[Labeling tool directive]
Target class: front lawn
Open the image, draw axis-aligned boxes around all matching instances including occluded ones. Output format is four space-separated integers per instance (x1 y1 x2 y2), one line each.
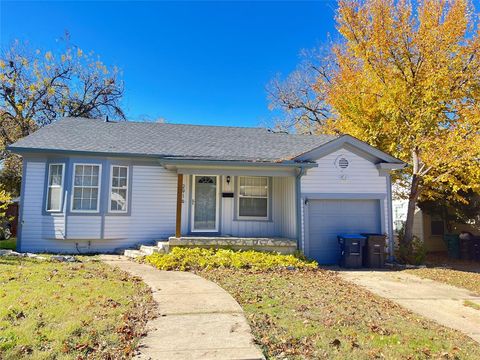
144 248 480 358
405 267 480 296
200 268 480 359
0 256 155 359
0 238 16 250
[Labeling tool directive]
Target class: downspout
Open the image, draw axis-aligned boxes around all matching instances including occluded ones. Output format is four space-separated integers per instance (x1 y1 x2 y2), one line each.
295 167 306 251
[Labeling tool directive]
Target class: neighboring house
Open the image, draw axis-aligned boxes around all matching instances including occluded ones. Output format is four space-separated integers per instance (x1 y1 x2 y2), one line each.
8 117 405 264
393 199 479 252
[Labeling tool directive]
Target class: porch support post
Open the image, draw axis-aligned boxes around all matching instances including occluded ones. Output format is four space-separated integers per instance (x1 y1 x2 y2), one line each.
175 174 183 238
295 167 306 251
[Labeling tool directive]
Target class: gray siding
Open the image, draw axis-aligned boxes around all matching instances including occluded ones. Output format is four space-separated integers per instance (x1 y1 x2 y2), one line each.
301 148 390 248
19 160 177 253
20 161 45 250
19 158 296 253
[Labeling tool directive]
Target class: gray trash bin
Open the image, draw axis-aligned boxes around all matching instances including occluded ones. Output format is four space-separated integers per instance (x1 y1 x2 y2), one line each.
338 234 366 268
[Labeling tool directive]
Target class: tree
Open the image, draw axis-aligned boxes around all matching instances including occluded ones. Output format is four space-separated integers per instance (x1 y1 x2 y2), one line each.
0 185 12 222
267 48 333 134
273 0 480 248
0 40 125 194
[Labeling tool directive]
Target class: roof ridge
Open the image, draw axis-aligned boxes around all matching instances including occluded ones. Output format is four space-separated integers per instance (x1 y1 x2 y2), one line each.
62 117 337 138
64 117 268 131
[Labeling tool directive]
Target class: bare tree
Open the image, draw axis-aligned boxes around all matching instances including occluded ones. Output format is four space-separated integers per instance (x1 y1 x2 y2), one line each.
0 40 125 194
267 48 334 134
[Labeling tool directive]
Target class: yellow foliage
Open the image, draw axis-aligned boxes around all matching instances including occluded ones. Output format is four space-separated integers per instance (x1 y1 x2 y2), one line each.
319 0 480 204
145 247 318 271
0 187 12 221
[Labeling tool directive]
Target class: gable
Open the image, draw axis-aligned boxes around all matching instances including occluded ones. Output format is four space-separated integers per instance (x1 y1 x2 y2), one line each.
301 148 388 194
294 135 404 166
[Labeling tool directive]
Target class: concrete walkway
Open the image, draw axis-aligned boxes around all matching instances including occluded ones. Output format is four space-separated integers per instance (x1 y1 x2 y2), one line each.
340 270 480 343
101 255 264 360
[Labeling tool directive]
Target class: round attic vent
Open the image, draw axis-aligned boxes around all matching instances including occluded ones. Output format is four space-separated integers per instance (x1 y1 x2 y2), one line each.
335 155 350 170
338 157 349 169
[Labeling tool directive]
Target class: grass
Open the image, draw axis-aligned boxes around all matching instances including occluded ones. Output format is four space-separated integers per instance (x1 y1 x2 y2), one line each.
0 256 155 359
405 268 480 296
464 300 480 311
199 268 480 359
0 237 16 250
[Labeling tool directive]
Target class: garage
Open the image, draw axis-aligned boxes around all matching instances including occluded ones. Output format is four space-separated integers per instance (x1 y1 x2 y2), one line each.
306 199 382 264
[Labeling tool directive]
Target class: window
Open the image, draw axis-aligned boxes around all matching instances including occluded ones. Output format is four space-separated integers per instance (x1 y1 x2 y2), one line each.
109 165 129 212
72 164 101 212
430 214 445 236
46 164 64 211
238 176 269 219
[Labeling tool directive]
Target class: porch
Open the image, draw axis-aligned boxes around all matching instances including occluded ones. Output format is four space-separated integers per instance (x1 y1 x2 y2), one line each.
163 159 307 243
124 236 298 258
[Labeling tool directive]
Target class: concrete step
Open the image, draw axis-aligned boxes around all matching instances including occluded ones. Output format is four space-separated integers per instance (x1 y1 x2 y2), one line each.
157 242 170 253
139 245 164 255
124 249 145 259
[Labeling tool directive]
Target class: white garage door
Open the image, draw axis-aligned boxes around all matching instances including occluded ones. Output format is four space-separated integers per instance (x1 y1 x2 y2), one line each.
307 199 381 264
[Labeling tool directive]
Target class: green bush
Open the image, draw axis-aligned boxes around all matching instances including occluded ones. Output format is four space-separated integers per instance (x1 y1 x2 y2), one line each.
397 236 427 265
395 223 427 265
144 247 318 271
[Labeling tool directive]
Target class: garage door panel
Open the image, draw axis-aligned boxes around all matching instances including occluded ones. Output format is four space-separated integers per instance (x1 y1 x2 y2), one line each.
307 199 381 265
310 217 376 233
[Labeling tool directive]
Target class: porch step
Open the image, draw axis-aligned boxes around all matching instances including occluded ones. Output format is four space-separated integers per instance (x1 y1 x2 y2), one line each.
123 240 170 259
124 249 145 259
139 245 164 255
157 241 170 253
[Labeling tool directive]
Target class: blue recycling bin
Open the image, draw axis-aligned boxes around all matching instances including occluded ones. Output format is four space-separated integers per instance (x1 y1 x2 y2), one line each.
338 234 367 268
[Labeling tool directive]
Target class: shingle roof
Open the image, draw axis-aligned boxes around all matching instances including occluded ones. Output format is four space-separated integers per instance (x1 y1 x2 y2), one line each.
8 117 337 162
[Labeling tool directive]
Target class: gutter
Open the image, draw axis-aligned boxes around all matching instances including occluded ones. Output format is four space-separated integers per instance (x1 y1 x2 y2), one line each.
158 158 318 168
7 146 319 169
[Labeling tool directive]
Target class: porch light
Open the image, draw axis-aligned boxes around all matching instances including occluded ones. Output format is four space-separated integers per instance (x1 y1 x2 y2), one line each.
226 176 231 184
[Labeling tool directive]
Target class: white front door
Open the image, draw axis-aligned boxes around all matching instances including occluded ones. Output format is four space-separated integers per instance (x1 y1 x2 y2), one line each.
191 175 219 232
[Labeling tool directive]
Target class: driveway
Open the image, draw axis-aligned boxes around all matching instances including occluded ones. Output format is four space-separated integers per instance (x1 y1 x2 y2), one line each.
101 255 264 360
340 270 480 343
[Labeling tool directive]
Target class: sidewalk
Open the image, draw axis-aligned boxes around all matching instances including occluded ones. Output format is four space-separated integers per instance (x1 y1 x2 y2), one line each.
101 255 264 360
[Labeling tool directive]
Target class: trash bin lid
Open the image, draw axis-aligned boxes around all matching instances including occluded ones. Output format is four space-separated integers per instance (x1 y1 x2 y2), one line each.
338 233 367 239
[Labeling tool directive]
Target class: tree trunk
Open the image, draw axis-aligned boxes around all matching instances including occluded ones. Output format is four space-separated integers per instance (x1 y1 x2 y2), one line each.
403 174 421 245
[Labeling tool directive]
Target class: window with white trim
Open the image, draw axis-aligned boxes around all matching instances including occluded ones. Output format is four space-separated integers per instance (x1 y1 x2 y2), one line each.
46 163 64 211
72 164 101 212
238 176 269 219
109 165 128 212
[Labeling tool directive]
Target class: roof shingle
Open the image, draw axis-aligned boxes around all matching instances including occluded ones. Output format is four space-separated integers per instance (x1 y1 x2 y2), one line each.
9 117 337 162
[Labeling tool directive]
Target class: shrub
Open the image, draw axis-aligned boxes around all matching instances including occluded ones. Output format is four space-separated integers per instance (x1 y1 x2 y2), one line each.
395 223 427 265
396 236 427 265
144 247 318 271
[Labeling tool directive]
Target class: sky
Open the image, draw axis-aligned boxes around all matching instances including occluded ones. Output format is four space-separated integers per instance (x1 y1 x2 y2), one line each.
0 1 338 127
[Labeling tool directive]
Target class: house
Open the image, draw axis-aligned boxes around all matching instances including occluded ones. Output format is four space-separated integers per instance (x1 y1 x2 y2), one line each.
393 199 479 252
8 117 405 264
